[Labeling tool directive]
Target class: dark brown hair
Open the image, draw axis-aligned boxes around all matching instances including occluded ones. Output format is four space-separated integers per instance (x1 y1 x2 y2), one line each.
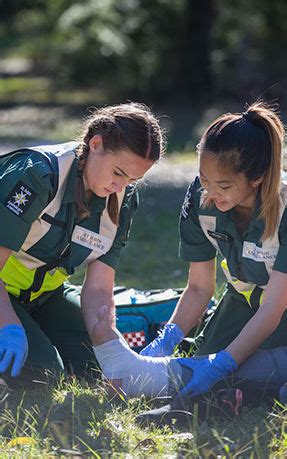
75 102 164 224
197 102 284 240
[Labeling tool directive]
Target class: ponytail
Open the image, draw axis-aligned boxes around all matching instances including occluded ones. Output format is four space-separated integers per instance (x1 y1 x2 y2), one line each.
243 103 284 240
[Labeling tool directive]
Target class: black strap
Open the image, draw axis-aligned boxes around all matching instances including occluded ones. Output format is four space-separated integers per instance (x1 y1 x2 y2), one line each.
18 203 75 304
249 285 264 311
41 213 67 229
227 283 263 311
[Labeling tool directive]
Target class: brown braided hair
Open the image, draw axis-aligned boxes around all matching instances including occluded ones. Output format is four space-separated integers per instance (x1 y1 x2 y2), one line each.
75 102 164 224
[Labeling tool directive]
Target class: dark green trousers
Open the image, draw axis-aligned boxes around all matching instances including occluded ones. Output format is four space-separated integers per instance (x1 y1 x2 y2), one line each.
195 284 287 356
5 283 99 388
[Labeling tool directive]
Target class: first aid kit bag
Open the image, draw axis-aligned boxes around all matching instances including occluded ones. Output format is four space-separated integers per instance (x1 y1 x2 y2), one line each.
114 287 182 351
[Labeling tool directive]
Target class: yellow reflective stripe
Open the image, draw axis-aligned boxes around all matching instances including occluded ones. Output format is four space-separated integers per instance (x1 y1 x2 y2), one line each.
221 258 254 306
0 255 68 301
237 288 252 305
236 286 264 307
29 269 68 301
0 256 33 292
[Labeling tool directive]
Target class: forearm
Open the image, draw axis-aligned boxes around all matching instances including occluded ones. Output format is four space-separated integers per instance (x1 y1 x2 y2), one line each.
0 280 21 327
169 284 213 335
81 285 115 341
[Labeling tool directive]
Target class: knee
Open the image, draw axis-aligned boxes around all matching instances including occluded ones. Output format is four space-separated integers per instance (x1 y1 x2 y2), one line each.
28 345 64 374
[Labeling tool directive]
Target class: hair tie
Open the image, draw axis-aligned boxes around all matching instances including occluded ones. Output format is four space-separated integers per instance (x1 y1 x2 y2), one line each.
242 111 258 124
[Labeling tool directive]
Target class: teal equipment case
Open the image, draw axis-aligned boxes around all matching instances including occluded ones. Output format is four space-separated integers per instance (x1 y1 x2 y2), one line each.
114 287 183 351
114 286 215 352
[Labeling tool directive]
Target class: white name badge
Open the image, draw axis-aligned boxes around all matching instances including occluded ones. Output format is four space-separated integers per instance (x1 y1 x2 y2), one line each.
71 225 112 255
242 241 278 262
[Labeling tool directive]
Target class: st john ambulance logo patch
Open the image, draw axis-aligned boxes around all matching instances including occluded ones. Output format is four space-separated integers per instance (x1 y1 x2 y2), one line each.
181 188 192 220
5 181 36 216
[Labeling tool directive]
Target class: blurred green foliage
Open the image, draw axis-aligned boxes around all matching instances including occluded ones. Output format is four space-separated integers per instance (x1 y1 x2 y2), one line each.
1 0 287 106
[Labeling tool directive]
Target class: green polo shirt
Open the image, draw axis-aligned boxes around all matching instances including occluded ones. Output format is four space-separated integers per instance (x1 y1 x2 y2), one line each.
179 177 287 287
0 147 138 273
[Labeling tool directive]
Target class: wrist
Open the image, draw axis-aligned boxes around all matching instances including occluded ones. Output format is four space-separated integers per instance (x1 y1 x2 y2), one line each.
0 317 22 329
221 350 238 368
166 323 184 340
163 323 184 353
213 350 238 374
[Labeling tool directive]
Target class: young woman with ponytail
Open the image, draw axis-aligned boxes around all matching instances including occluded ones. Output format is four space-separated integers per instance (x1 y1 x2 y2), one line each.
139 101 287 398
91 102 287 419
0 102 163 387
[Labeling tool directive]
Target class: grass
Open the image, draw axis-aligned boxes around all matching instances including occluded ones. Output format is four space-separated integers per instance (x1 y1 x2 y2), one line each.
0 379 286 457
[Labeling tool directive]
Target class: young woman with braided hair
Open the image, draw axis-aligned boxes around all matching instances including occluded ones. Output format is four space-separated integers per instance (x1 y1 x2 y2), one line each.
0 102 163 387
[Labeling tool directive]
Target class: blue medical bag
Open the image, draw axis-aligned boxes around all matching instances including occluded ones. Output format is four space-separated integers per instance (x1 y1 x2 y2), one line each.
114 286 215 352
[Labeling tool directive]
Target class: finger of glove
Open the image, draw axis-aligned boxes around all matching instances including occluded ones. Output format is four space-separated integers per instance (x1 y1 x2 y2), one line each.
11 351 26 377
0 350 14 373
179 381 197 397
179 380 206 398
140 345 163 357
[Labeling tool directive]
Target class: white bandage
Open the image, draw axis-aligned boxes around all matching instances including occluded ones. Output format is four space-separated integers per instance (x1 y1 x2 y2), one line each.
93 338 182 398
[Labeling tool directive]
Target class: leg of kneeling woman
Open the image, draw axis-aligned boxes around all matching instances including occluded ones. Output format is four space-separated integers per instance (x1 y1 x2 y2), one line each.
231 346 287 405
32 284 99 381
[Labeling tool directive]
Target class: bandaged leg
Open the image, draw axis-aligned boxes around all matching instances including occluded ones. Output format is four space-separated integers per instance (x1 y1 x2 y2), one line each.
94 339 186 398
93 306 184 398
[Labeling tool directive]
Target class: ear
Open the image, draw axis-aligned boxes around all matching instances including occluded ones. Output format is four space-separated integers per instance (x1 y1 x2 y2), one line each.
251 175 264 188
88 134 103 152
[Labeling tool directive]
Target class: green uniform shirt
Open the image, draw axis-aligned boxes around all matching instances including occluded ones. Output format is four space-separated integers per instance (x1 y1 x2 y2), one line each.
179 177 287 287
0 146 138 275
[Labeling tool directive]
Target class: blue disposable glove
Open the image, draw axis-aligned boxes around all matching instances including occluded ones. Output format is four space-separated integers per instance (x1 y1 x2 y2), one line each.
140 323 184 357
0 324 28 377
177 350 238 397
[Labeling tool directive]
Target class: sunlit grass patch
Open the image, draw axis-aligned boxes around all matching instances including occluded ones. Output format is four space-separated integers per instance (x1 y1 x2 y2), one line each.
0 76 108 106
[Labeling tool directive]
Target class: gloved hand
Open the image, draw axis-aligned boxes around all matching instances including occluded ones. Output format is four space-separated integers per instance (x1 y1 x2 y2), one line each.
0 324 28 377
140 323 184 357
177 350 238 397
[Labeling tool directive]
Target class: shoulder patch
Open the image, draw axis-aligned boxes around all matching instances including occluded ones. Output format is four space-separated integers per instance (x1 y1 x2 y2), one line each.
5 181 37 217
181 187 192 220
